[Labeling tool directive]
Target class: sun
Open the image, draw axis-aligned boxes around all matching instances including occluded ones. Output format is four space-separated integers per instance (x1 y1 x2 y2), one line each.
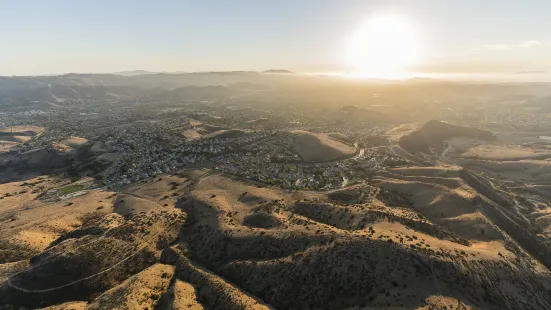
347 15 421 78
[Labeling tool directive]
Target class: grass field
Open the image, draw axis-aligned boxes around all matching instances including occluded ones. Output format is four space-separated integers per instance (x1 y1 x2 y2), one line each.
57 184 86 195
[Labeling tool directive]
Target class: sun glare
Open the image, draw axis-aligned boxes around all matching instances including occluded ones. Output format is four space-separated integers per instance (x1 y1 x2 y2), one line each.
347 15 421 78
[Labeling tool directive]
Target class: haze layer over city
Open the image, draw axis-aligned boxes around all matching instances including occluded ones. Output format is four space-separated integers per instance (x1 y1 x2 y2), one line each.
2 1 551 309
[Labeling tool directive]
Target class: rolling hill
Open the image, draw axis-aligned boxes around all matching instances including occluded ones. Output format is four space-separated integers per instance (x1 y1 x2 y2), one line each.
2 168 551 309
399 120 497 153
291 130 356 162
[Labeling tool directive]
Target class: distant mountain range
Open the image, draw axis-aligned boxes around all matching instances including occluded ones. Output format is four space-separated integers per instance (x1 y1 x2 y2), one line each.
113 70 190 76
0 70 306 110
0 72 278 109
0 84 243 110
112 69 294 76
2 71 551 111
510 70 548 75
113 70 159 76
262 69 294 74
0 71 277 91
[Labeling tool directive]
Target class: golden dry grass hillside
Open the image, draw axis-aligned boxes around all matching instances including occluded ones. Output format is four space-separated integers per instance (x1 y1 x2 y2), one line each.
291 130 356 162
0 126 44 153
2 167 551 309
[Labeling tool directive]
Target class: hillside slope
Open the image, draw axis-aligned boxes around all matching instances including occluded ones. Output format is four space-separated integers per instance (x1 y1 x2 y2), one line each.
399 120 496 153
2 169 551 309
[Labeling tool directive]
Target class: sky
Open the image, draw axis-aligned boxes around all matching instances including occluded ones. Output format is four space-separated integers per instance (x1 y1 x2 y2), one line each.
1 0 551 77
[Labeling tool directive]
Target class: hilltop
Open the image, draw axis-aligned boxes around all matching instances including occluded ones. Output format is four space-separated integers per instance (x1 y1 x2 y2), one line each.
291 130 356 162
0 126 44 153
399 120 497 153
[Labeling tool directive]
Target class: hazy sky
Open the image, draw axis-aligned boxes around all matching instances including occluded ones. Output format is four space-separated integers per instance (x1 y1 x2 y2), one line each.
1 0 550 76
